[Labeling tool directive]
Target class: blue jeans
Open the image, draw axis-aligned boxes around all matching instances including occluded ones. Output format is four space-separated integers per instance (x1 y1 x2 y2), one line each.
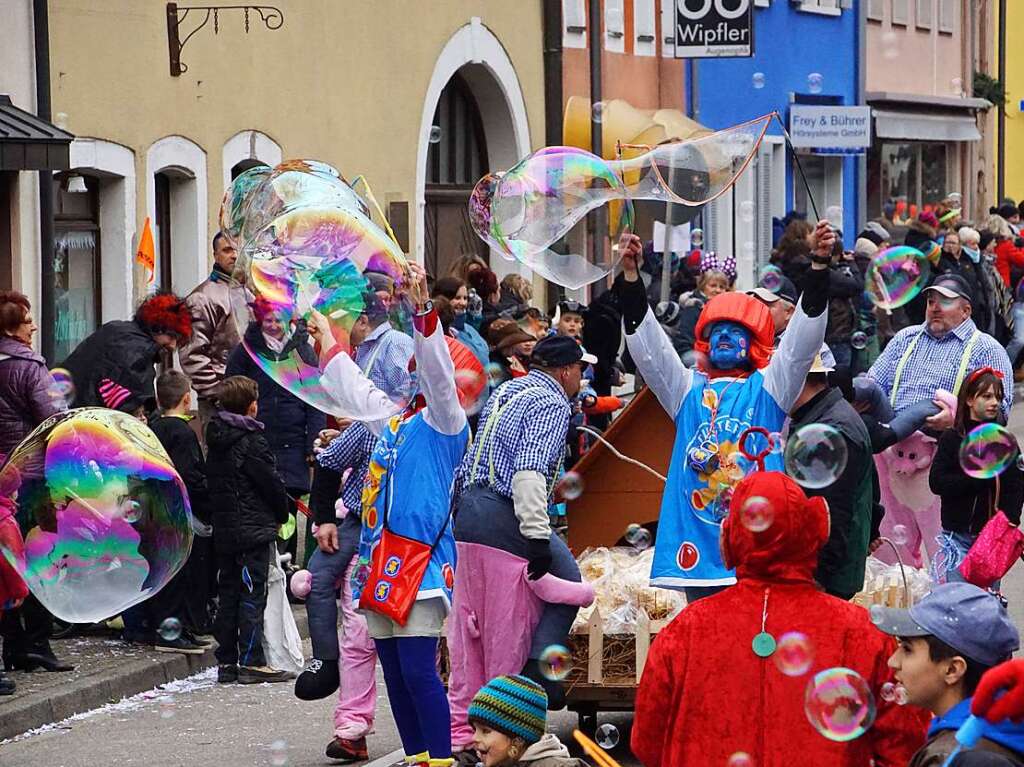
454 486 582 657
306 512 361 661
935 530 982 585
853 377 941 441
1006 302 1024 366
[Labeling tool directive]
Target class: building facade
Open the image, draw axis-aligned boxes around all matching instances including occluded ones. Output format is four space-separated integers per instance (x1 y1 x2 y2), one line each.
2 1 548 361
997 0 1023 200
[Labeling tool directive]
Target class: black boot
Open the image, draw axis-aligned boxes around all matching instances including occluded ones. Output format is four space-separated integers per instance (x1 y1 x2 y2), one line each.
294 658 340 700
0 672 15 695
520 658 566 710
9 641 74 673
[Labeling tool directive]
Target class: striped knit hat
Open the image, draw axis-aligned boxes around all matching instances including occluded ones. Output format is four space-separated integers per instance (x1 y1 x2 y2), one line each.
98 378 138 412
467 675 547 745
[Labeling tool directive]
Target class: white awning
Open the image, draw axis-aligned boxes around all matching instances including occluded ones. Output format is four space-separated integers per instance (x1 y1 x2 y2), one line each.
873 110 981 142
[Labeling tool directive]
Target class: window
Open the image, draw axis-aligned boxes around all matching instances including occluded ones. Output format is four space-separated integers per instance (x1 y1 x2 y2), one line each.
916 0 932 30
874 141 949 220
661 0 676 57
792 153 843 222
53 174 101 363
892 0 909 25
938 0 955 33
796 0 840 15
866 0 884 20
563 0 586 49
154 172 173 290
754 0 770 7
605 0 625 53
634 0 656 56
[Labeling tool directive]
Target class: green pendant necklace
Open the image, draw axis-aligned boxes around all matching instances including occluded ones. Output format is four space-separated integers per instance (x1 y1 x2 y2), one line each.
752 586 776 658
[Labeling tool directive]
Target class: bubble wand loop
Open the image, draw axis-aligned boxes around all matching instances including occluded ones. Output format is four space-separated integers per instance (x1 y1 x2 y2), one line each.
573 730 624 767
738 426 774 472
772 112 821 223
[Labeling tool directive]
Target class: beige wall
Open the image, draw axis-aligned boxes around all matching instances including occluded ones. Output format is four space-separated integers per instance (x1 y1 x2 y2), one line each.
865 3 965 97
47 0 546 302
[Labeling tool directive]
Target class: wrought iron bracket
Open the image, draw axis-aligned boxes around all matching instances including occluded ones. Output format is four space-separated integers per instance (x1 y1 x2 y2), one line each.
165 2 284 77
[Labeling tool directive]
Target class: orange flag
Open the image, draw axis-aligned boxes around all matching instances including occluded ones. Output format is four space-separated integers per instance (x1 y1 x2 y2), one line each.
135 217 155 283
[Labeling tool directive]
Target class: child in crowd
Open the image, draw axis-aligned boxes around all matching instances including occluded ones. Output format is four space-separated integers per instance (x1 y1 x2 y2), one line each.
553 300 585 340
149 370 214 638
205 375 291 684
468 675 588 767
929 367 1024 584
876 582 1022 766
673 254 735 365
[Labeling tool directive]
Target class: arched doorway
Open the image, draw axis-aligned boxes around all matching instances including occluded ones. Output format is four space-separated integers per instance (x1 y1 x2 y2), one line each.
424 73 489 279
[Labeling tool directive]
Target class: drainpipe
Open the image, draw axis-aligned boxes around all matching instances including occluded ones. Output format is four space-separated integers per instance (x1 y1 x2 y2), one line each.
588 0 606 294
997 0 1006 203
33 0 56 362
542 0 563 148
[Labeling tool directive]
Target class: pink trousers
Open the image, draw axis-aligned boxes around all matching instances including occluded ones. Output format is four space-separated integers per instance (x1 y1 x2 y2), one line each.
334 556 377 740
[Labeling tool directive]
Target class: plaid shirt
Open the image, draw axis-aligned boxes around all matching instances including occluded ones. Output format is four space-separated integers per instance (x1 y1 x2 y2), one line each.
868 318 1014 415
353 322 414 400
315 422 377 515
458 369 571 499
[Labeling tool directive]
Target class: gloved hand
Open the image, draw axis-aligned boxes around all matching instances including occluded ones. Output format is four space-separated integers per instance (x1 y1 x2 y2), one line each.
972 659 1024 724
526 538 552 581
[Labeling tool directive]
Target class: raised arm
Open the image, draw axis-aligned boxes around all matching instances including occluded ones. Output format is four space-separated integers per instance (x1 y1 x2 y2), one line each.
409 267 466 436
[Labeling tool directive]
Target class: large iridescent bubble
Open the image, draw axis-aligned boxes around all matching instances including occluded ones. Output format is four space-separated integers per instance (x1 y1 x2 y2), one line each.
865 246 931 310
0 409 193 623
218 165 272 247
228 160 413 420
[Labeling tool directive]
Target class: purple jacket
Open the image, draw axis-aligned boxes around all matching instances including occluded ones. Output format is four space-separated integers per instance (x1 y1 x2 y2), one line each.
0 336 62 460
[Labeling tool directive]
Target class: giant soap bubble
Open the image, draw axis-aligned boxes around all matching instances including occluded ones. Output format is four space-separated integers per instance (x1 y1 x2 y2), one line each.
228 160 414 420
865 246 931 310
470 115 771 289
218 164 272 248
0 409 193 623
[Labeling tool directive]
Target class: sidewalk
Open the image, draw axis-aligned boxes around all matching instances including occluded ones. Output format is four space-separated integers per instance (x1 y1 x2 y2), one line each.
0 605 308 741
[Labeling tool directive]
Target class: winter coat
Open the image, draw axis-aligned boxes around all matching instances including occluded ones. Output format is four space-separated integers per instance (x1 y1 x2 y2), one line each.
995 238 1024 287
823 260 864 344
60 320 161 410
934 253 993 335
671 290 709 358
909 698 1024 767
180 265 241 398
631 472 929 767
0 336 62 459
224 323 325 491
790 387 875 599
582 287 624 401
517 734 589 767
930 421 1024 534
204 411 289 553
149 414 210 523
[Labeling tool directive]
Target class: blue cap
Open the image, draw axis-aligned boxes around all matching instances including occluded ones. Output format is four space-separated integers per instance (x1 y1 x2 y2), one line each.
874 582 1019 667
530 335 597 368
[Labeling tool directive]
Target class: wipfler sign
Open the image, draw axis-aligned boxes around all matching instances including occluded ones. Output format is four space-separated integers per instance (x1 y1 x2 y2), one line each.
789 106 872 150
673 0 754 59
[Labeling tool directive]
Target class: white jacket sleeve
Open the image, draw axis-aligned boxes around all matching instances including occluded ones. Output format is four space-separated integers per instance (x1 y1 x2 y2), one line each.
763 298 828 411
417 319 467 436
512 470 551 540
320 351 398 436
624 307 693 419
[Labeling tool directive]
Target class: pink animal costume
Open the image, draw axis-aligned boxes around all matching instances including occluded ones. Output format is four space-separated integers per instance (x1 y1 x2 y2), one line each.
874 432 941 569
446 543 594 749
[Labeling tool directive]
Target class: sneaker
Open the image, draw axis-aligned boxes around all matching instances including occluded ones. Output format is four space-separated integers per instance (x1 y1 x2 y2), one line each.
217 664 238 683
294 657 340 700
154 635 206 655
325 736 368 762
238 665 293 684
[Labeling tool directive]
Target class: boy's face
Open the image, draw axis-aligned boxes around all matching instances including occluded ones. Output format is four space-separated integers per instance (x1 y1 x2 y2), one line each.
557 312 584 338
471 722 514 767
887 637 964 712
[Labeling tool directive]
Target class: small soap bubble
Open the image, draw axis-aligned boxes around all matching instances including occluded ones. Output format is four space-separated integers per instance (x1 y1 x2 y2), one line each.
270 739 289 767
486 362 506 387
950 77 964 96
728 753 754 767
625 523 653 551
690 228 704 248
158 695 175 719
557 471 584 501
882 31 899 60
784 423 849 490
429 125 442 144
539 644 572 681
880 682 897 702
851 331 868 351
869 605 885 626
752 72 766 89
592 101 605 123
596 723 620 750
804 667 876 742
894 686 909 705
158 617 182 642
807 73 824 94
774 632 814 677
890 525 909 546
290 569 312 599
122 499 142 524
740 496 774 533
959 423 1019 479
769 431 785 455
48 367 76 406
742 241 756 259
760 264 783 292
825 206 844 231
947 192 962 207
739 200 756 223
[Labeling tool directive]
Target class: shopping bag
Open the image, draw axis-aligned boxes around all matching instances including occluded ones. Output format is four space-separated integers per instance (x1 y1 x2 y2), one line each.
959 511 1024 589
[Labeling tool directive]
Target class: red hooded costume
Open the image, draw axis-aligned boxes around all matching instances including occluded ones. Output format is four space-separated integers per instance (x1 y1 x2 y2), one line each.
632 471 930 767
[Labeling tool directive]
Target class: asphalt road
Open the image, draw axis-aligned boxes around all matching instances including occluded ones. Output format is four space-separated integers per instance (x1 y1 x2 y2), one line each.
5 411 1024 767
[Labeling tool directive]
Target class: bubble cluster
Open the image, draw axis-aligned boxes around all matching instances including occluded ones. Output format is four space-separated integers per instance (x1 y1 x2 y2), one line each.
850 331 868 351
538 644 572 681
879 682 907 705
158 617 182 642
625 523 653 551
784 423 849 490
740 496 774 533
557 471 584 501
226 159 415 421
959 423 1019 479
865 246 931 310
775 632 814 677
804 668 877 742
596 723 620 750
0 409 193 624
